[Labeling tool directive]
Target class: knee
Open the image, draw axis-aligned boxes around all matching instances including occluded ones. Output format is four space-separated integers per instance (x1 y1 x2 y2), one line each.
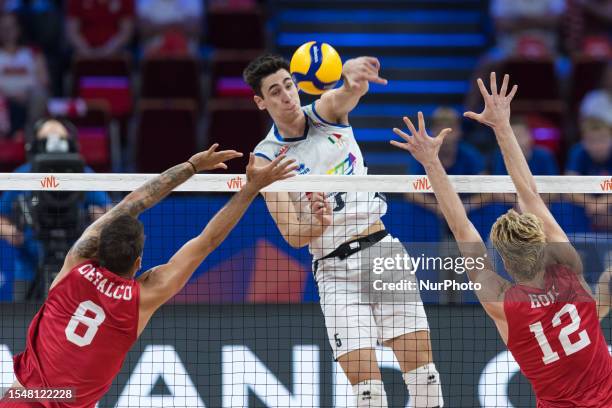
403 362 444 408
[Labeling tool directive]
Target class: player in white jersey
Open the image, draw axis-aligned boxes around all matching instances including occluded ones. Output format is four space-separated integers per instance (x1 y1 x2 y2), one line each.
244 54 443 407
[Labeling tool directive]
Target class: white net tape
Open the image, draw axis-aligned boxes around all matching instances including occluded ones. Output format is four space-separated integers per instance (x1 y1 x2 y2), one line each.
1 173 612 193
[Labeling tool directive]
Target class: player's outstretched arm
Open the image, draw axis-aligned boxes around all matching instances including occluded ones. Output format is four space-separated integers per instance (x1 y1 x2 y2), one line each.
464 73 582 273
315 57 387 125
254 156 332 248
61 145 242 273
137 155 298 318
392 112 510 321
595 268 612 321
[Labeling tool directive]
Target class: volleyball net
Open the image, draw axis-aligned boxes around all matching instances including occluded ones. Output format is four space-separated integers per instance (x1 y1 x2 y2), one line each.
0 173 611 407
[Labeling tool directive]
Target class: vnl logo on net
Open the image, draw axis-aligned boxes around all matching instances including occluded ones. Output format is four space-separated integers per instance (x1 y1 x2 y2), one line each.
40 175 59 189
226 176 245 190
412 177 431 191
600 177 612 191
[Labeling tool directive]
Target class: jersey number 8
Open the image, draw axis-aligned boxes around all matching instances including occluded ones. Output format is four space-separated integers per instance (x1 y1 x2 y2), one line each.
65 300 106 347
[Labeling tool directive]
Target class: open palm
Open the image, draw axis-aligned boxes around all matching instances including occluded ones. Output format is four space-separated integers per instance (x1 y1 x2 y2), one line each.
390 111 452 166
464 72 518 129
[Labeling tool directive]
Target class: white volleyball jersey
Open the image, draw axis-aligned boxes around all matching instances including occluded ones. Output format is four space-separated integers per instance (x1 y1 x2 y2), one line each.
0 47 38 97
254 102 387 259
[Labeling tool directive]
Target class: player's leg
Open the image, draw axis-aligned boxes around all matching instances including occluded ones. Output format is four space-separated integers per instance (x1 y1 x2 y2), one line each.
384 330 443 408
372 236 443 407
317 258 388 407
337 347 387 407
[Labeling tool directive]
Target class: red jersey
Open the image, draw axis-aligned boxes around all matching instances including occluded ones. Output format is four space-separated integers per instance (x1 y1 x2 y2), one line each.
504 264 612 407
67 0 134 47
11 261 140 408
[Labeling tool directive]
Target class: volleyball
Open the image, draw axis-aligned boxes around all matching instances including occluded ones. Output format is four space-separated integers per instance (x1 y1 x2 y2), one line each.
290 41 343 95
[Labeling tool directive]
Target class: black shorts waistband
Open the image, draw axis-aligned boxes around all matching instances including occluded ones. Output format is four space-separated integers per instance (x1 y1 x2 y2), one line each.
313 229 389 274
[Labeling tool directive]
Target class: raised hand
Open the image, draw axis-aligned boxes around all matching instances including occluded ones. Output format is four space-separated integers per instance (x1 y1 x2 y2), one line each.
390 111 452 166
342 57 388 90
308 192 333 227
245 153 298 190
189 143 243 172
463 72 518 129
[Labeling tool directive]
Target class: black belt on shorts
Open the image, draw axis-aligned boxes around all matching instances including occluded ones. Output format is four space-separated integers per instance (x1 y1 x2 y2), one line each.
313 229 389 274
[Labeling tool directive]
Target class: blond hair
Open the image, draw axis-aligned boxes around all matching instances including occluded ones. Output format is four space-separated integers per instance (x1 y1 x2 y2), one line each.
490 209 546 281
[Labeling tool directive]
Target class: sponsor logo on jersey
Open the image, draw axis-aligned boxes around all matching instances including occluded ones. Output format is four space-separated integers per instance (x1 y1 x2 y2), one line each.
327 153 357 175
413 177 432 191
276 145 290 157
297 163 311 175
327 133 346 149
600 177 612 191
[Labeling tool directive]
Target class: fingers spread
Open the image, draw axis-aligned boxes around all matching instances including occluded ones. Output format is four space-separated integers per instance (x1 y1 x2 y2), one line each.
390 139 412 152
508 84 518 101
463 111 479 121
476 78 489 99
500 74 509 97
393 127 412 142
490 72 498 95
417 111 426 135
437 128 452 142
403 116 418 136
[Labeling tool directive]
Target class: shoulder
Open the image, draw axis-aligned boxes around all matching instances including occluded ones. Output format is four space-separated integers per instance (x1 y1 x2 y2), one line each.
306 101 351 129
253 128 282 162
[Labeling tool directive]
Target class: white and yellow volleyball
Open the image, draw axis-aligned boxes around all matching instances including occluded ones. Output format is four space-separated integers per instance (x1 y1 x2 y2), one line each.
290 41 343 95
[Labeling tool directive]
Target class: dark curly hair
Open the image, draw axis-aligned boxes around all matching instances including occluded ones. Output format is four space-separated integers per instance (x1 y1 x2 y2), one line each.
98 214 145 276
243 54 290 96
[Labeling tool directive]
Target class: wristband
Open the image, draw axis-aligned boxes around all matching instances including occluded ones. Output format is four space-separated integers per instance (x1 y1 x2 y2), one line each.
187 160 197 173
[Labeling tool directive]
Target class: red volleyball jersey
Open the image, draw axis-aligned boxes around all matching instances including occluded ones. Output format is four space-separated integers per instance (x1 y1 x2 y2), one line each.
12 261 140 408
504 264 612 407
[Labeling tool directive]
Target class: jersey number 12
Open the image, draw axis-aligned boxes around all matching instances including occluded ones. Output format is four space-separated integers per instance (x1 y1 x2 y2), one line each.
528 304 591 365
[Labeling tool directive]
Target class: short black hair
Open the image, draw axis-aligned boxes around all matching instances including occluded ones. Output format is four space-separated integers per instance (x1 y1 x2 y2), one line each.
243 54 290 96
98 214 144 276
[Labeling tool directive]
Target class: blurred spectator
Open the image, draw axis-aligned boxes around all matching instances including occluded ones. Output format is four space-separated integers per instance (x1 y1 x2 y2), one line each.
565 116 612 229
406 107 485 176
0 12 48 138
566 116 612 175
466 0 566 112
4 0 63 96
0 118 111 300
580 62 612 126
490 0 566 59
566 0 612 56
491 117 559 175
137 0 203 56
405 107 486 217
66 0 135 57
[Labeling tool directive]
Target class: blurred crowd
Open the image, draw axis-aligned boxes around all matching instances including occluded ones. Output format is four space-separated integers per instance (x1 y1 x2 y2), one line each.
0 0 610 300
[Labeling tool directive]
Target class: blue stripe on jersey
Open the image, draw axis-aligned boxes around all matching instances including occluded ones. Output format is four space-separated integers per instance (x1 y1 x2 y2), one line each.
273 111 310 142
254 152 273 161
311 102 350 128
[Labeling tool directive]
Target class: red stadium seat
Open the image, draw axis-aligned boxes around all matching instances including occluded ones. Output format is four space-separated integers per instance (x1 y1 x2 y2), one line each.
500 58 564 114
569 57 608 113
72 55 133 118
210 50 261 98
206 5 265 50
140 56 201 106
0 137 25 172
136 99 197 173
207 98 269 173
50 100 114 172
